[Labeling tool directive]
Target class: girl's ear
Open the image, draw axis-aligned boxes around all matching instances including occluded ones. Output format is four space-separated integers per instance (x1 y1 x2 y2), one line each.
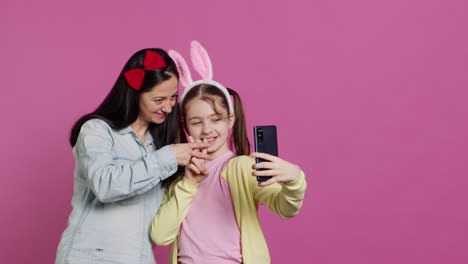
168 50 193 88
228 113 236 129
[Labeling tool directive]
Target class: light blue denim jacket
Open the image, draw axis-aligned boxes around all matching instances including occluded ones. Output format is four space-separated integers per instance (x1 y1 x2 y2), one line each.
56 119 178 264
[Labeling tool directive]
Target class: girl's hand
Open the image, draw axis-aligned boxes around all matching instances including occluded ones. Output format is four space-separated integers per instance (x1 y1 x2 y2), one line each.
170 136 209 166
185 138 209 184
250 152 301 187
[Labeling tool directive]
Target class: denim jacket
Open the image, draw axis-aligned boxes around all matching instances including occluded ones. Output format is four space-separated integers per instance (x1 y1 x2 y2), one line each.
56 119 178 264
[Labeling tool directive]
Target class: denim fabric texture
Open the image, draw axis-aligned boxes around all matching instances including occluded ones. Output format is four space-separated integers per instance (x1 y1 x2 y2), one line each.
56 119 177 264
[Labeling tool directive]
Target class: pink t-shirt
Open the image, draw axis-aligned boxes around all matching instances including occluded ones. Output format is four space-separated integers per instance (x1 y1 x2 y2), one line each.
178 151 242 264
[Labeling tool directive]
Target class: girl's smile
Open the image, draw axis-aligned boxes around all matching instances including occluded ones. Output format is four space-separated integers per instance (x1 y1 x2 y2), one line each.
203 136 217 147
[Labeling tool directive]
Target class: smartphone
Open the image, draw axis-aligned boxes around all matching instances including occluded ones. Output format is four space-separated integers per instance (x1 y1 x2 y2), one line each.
254 125 278 182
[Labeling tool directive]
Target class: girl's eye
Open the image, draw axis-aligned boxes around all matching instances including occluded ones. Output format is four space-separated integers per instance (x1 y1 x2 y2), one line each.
190 121 202 126
170 95 177 100
154 99 163 104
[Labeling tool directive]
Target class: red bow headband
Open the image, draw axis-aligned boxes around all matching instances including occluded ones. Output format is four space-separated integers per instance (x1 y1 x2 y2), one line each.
124 50 167 91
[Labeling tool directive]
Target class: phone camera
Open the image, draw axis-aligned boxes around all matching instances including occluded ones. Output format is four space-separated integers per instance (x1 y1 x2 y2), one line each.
257 128 263 142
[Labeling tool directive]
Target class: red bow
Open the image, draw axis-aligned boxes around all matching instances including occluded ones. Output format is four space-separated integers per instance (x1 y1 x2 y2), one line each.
124 51 167 90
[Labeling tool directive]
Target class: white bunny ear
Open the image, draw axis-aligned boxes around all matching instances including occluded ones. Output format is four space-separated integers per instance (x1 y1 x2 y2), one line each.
168 49 193 88
190 40 213 80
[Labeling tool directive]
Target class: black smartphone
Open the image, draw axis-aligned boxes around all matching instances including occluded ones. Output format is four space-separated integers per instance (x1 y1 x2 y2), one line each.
254 125 278 182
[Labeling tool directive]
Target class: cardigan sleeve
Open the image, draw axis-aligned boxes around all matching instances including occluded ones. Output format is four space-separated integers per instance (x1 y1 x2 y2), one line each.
149 177 198 245
75 119 178 203
237 156 307 218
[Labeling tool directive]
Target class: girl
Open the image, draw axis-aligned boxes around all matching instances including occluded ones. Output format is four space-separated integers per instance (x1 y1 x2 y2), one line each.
149 41 307 264
56 48 208 264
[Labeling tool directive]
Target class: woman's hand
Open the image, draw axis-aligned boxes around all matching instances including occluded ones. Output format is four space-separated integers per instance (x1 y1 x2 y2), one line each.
251 152 301 187
170 136 209 166
185 138 209 184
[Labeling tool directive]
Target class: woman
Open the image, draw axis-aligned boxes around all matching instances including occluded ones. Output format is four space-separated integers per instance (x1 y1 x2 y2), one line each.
56 48 208 264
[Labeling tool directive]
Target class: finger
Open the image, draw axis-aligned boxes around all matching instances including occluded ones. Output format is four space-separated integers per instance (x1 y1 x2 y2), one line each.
192 151 211 160
188 136 202 153
187 163 201 175
200 139 208 164
191 157 205 171
202 138 208 155
179 157 190 166
252 169 277 177
250 152 278 162
258 176 279 187
252 162 275 170
190 141 209 151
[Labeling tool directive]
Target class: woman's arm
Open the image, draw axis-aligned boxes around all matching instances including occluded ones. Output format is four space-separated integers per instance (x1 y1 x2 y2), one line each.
75 120 178 203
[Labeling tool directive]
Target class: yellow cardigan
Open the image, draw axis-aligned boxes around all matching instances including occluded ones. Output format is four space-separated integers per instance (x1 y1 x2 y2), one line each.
150 155 307 264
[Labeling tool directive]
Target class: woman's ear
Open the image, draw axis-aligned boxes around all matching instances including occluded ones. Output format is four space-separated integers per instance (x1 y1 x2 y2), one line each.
228 113 235 129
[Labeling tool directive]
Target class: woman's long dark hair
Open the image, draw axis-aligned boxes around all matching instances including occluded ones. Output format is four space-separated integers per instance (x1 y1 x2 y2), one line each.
69 48 184 150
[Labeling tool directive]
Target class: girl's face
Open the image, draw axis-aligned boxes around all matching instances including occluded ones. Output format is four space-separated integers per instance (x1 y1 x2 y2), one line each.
138 75 178 124
185 97 234 159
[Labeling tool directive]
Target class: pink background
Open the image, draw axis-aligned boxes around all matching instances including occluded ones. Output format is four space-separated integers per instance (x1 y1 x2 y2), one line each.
1 0 467 263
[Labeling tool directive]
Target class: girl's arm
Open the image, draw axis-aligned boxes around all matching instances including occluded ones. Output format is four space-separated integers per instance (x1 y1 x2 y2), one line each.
253 172 306 218
75 120 178 203
150 153 207 245
149 177 199 245
249 154 307 218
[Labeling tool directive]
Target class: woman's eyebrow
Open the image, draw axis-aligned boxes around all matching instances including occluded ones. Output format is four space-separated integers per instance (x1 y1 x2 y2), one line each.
152 92 178 100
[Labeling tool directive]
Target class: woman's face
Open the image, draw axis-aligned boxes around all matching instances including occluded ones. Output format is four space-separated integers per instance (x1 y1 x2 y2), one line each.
185 97 234 159
138 75 178 124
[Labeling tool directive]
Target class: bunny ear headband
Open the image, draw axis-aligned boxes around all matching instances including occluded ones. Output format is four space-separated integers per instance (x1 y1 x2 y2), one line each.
169 41 234 113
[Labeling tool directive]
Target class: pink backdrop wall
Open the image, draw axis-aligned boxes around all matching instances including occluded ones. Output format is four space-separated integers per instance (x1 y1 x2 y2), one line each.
1 0 467 263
